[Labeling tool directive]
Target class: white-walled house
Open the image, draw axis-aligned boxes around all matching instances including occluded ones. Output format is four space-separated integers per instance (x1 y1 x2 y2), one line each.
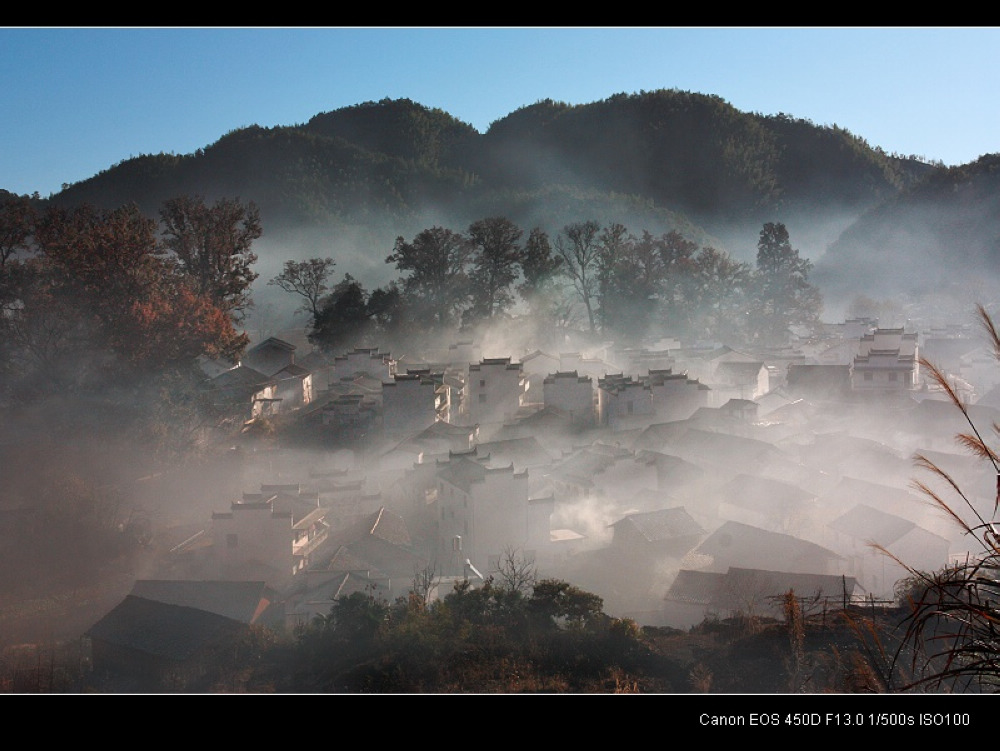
273 363 314 410
332 347 395 383
205 365 279 422
648 369 710 422
711 360 769 403
211 497 296 584
521 350 561 406
558 351 620 383
542 370 595 425
381 371 441 436
850 328 920 391
465 357 525 431
321 393 378 438
597 369 709 430
597 373 653 431
430 450 551 576
671 345 759 384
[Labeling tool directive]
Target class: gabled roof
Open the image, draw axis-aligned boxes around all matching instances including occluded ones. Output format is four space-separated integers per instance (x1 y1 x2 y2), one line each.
665 567 859 606
320 544 390 578
723 567 859 602
611 507 705 542
521 349 560 370
207 364 275 390
634 424 786 469
436 454 491 492
476 436 555 469
127 579 276 624
549 446 624 485
295 349 335 370
664 569 723 604
717 473 816 512
694 520 842 572
85 595 244 661
381 420 477 458
329 506 413 548
819 476 924 514
275 363 311 378
828 503 943 546
715 360 765 376
312 508 424 578
248 337 296 354
633 450 705 484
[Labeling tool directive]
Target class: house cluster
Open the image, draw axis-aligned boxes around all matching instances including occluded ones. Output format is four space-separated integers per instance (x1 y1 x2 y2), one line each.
86 316 1000 688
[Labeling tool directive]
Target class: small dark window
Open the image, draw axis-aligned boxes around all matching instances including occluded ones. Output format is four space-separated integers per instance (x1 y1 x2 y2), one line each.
479 393 487 403
479 379 486 388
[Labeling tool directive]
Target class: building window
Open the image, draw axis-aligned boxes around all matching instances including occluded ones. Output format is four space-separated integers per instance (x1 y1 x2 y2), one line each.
479 379 486 388
226 534 238 548
479 393 487 403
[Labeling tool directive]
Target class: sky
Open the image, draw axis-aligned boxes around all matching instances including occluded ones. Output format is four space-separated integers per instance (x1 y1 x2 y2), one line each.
2 26 999 199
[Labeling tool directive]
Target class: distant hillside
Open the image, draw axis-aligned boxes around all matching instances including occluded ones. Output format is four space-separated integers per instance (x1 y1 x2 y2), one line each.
34 90 987 306
812 154 1000 316
474 92 931 223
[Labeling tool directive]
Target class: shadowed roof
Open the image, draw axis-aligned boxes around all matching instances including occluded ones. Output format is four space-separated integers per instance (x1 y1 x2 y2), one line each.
86 596 244 661
127 579 275 624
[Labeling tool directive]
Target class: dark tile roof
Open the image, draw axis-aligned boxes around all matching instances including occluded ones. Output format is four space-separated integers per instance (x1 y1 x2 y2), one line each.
665 569 724 604
819 476 923 512
634 424 786 469
328 506 413 548
694 521 842 572
828 503 918 545
248 337 296 353
436 455 491 492
276 363 311 378
612 507 705 542
208 364 275 390
127 580 276 624
475 436 555 468
721 567 859 602
86 596 244 661
666 567 858 606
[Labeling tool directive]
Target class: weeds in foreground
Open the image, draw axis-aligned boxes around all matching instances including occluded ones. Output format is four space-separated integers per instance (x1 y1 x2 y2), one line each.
877 304 1000 692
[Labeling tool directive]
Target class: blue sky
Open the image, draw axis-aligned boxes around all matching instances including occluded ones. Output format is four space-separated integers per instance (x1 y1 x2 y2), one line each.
2 27 999 198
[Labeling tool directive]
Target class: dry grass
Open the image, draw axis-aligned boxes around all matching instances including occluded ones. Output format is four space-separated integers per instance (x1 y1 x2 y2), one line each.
882 304 1000 692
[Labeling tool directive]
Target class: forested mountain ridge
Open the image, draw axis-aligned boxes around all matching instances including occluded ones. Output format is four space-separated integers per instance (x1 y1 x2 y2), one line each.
32 92 935 258
17 89 1000 312
812 153 1000 306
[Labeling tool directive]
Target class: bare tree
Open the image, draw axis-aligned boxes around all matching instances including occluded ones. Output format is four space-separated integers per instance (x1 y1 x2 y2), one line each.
555 221 602 334
410 563 440 609
268 257 337 323
492 546 537 594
